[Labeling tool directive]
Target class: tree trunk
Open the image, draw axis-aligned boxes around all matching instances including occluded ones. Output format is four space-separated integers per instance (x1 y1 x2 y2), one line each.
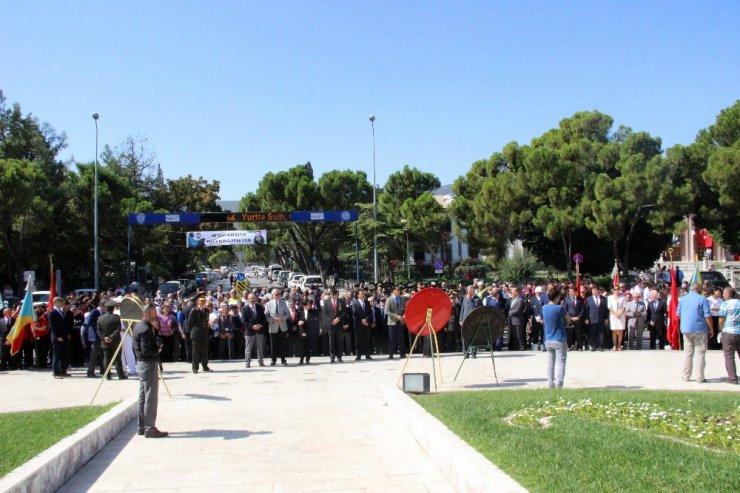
613 240 620 274
622 212 643 277
563 233 572 278
4 228 23 292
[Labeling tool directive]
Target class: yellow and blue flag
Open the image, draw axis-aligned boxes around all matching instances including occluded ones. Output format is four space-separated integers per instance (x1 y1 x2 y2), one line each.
7 281 33 356
690 260 702 286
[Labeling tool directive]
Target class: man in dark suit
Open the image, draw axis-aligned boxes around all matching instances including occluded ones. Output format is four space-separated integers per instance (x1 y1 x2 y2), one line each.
385 286 406 359
351 290 373 360
369 296 385 356
286 299 301 359
507 287 528 351
563 286 586 350
585 286 609 351
97 300 127 380
297 299 321 364
241 293 267 368
460 285 481 356
322 288 348 363
0 308 15 370
646 289 667 349
48 297 69 378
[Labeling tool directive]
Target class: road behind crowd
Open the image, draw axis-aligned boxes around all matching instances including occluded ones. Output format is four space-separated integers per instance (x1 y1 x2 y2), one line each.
1 277 737 492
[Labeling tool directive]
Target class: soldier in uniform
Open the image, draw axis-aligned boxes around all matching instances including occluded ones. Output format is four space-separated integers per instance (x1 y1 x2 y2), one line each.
188 294 212 373
98 300 127 380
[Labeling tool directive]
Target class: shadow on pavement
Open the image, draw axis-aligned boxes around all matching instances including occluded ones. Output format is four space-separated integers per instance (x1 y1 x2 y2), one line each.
503 378 547 383
167 429 272 440
183 393 232 401
463 382 526 389
584 385 644 390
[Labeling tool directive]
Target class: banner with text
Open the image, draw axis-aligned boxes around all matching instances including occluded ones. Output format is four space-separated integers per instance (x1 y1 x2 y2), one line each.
186 230 267 248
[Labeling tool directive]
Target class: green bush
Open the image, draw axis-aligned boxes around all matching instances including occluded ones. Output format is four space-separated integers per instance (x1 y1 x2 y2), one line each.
495 250 545 282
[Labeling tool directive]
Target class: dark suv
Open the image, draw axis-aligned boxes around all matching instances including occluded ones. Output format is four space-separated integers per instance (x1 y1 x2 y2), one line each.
700 271 730 289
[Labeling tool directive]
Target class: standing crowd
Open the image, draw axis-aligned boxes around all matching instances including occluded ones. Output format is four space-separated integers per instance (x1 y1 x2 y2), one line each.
2 276 738 389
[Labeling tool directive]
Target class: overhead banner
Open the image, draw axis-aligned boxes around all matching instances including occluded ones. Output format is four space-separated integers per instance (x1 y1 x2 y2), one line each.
128 212 201 225
186 230 267 248
130 210 359 225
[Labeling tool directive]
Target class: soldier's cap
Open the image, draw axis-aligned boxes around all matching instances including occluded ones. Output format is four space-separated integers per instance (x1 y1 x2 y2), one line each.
104 300 116 308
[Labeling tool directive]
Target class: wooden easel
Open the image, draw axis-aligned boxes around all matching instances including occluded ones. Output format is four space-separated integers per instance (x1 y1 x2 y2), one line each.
90 300 172 404
397 308 444 391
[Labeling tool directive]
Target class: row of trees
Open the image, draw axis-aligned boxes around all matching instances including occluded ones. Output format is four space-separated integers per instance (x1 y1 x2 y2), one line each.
451 103 739 276
0 91 223 292
1 86 736 292
237 163 450 281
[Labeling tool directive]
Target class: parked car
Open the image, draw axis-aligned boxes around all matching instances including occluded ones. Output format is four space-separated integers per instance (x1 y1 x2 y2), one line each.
289 273 305 290
299 275 324 291
178 278 196 294
267 264 283 281
73 288 96 298
700 271 730 289
278 271 291 287
195 272 209 288
32 290 50 308
158 281 180 297
286 272 303 287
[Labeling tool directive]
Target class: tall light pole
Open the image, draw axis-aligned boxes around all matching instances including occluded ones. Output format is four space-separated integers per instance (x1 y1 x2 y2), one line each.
369 114 378 284
92 113 99 292
400 218 410 279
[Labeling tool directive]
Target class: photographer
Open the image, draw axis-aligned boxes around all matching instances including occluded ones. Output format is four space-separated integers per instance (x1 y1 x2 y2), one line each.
133 304 167 438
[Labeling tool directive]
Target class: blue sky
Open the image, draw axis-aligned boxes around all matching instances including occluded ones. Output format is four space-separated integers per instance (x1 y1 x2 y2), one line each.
2 1 738 200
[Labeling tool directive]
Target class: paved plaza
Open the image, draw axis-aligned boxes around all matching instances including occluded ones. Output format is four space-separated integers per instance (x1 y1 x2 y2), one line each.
2 348 738 492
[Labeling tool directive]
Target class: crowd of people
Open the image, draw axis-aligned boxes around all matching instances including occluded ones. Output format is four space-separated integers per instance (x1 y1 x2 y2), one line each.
1 275 738 388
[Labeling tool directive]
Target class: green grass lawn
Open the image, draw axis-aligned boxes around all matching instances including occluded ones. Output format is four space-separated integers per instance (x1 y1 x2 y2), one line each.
414 389 740 493
0 404 116 478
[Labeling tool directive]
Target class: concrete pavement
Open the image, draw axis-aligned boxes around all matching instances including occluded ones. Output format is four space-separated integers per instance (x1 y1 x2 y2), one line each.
1 347 737 492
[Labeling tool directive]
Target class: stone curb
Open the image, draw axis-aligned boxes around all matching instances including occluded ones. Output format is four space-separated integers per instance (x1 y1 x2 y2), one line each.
0 396 137 493
383 385 527 493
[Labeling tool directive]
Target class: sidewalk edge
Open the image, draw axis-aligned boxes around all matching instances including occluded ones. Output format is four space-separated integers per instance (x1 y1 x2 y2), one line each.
0 396 137 493
383 385 527 493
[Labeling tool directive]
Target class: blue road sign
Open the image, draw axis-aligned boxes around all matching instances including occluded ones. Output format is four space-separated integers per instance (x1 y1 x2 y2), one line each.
236 272 246 281
290 210 359 222
128 212 201 225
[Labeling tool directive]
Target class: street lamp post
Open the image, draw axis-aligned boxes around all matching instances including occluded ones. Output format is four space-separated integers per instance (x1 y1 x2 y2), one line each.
369 114 378 284
92 113 100 292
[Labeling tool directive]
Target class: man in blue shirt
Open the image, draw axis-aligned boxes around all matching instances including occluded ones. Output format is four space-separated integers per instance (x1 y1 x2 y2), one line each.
677 282 714 383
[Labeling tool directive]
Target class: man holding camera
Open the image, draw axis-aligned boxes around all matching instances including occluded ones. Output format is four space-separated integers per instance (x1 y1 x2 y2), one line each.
133 304 167 438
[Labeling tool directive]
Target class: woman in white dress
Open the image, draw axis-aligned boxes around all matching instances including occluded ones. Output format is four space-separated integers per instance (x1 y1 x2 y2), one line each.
608 286 626 351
